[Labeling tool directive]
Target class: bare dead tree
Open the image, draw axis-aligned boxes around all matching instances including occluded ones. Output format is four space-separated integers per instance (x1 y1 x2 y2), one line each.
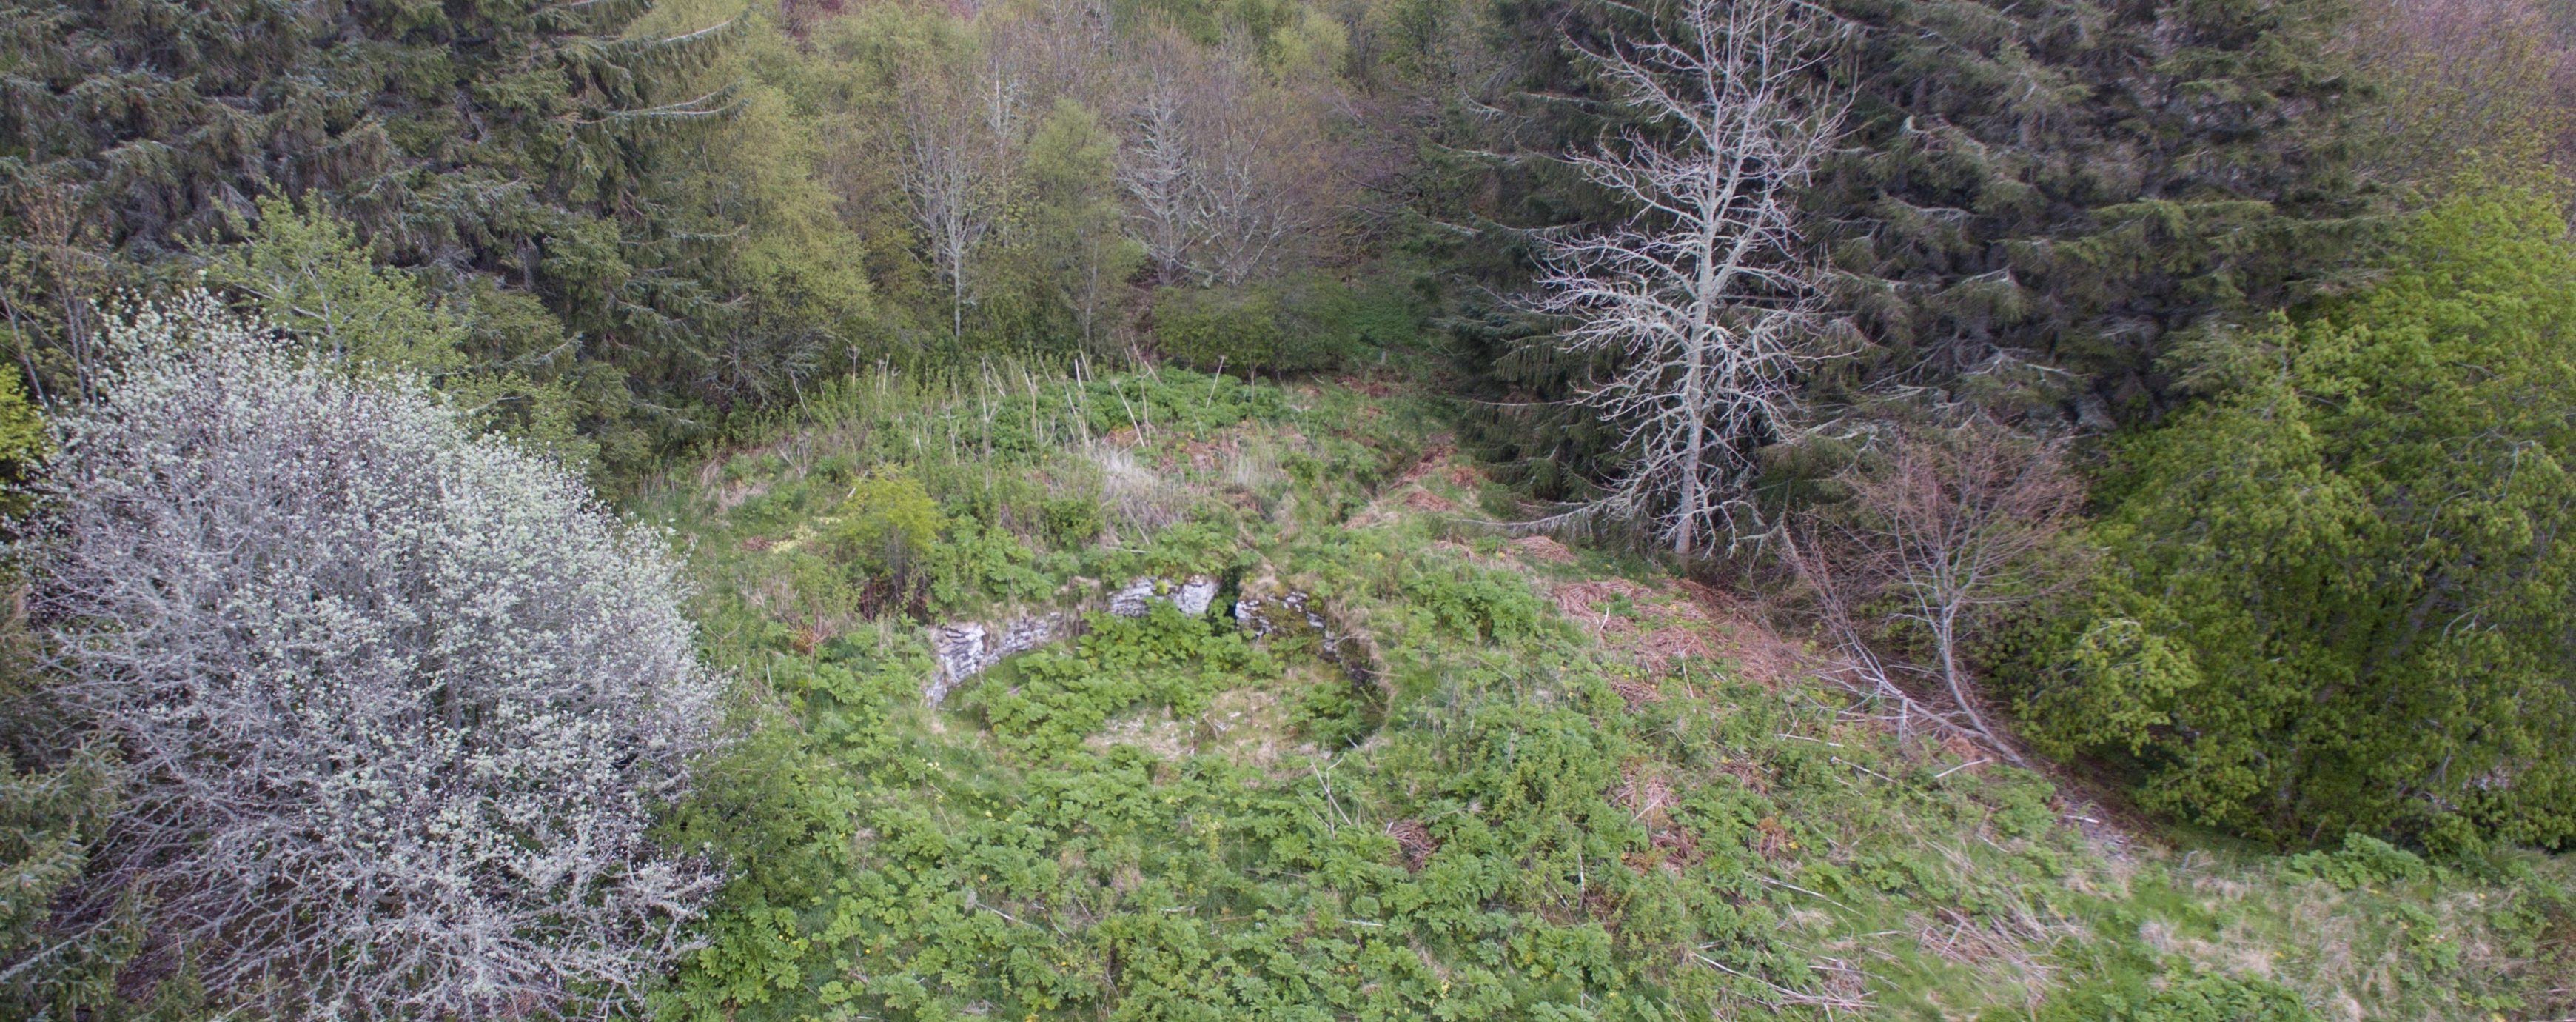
18 297 727 1020
900 60 1007 343
987 0 1121 114
981 44 1030 236
1782 418 2084 764
1120 52 1199 285
1116 30 1343 287
1183 44 1287 286
1523 0 1848 556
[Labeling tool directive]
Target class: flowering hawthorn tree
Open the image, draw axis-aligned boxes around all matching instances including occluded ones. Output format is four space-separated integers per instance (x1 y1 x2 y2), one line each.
16 296 727 1020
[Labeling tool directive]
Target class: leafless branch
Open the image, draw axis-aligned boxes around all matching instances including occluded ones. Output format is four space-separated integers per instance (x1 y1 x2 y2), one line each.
1521 0 1851 556
1782 416 2085 764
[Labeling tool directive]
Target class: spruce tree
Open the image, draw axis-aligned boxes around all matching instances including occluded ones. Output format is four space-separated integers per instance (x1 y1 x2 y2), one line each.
1437 0 2381 510
0 0 831 459
2021 184 2576 849
1813 0 2381 422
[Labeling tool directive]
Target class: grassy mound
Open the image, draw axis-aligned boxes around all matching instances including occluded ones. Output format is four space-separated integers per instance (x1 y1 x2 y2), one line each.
634 370 2575 1022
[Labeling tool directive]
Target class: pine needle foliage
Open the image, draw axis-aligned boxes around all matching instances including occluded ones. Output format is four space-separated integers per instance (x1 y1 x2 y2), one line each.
1810 0 2384 421
0 0 873 462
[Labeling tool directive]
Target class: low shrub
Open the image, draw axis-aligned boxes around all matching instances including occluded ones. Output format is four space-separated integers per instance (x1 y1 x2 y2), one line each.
831 468 945 615
2094 968 2316 1022
1152 275 1362 374
2283 834 2432 890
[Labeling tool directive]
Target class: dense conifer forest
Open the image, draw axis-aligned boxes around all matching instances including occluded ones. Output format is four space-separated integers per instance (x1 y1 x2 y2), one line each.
4 0 2575 1018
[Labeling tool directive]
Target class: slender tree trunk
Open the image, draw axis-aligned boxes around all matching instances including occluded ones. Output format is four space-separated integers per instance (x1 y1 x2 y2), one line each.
1676 338 1708 556
1934 603 2023 766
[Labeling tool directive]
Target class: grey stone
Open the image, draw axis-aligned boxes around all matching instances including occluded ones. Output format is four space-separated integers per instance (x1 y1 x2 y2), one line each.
925 612 1073 704
1109 575 1218 618
1173 576 1219 616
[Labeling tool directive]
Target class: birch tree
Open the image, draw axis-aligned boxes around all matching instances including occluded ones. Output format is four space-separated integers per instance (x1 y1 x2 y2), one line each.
1528 0 1846 555
1121 53 1205 285
1117 32 1341 287
901 63 1007 343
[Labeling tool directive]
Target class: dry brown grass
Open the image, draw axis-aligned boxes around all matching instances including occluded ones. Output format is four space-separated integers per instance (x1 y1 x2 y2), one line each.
1606 673 1661 709
1549 578 1660 626
1504 535 1577 563
1385 819 1438 871
1547 578 1807 682
1389 438 1456 487
1399 488 1458 512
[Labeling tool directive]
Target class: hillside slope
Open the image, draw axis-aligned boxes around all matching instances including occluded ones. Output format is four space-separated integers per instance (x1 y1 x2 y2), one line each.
637 370 2574 1022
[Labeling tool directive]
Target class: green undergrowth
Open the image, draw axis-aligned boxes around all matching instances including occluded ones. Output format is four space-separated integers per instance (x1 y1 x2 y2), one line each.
637 369 2576 1022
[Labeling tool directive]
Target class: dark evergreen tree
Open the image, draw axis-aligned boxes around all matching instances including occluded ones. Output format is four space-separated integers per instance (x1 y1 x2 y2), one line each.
0 0 859 462
1392 0 1643 506
1813 0 2382 422
0 744 172 1020
1427 0 2381 513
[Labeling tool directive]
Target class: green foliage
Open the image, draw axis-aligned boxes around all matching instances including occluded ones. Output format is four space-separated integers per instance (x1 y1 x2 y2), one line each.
14 0 2575 1009
0 385 162 1014
0 745 148 1019
1287 673 1381 749
2510 871 2576 1019
2350 0 2576 195
204 197 595 465
648 363 2572 1022
1153 276 1364 375
634 0 880 404
973 607 1278 752
2093 968 2318 1022
1037 495 1104 549
0 0 871 467
832 468 945 589
651 373 1852 1022
2016 184 2576 848
1819 0 2382 418
2281 835 2432 891
1395 565 1544 641
0 632 198 1021
0 368 44 523
1007 99 1145 359
203 197 469 375
926 520 1061 614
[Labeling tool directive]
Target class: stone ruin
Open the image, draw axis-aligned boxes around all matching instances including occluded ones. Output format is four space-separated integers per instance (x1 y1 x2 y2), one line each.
925 613 1073 705
1108 575 1219 618
922 575 1221 704
1232 575 1379 687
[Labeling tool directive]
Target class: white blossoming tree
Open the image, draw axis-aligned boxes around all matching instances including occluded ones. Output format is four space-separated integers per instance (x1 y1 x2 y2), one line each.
16 296 727 1020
